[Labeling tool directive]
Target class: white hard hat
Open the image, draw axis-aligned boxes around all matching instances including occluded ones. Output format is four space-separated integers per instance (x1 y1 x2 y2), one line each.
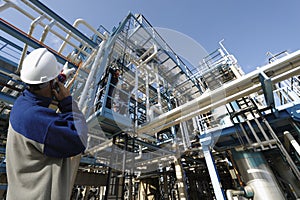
20 48 62 84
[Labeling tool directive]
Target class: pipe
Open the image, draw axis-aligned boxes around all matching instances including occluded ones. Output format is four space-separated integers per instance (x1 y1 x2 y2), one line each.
137 44 158 68
78 40 106 112
148 103 163 120
58 18 105 54
40 19 56 43
17 14 46 73
250 139 277 148
73 19 105 40
84 139 113 155
11 0 94 58
145 71 150 121
1 1 45 73
2 0 36 20
202 145 226 200
69 38 101 197
0 1 14 12
137 50 300 135
154 65 162 107
219 39 230 56
226 186 254 200
232 150 285 200
28 0 97 48
135 145 142 159
179 121 190 150
0 7 83 68
284 131 300 156
264 120 300 180
226 189 244 200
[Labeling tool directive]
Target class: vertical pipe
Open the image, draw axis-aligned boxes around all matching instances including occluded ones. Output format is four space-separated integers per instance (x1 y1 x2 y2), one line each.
155 65 162 107
202 145 226 200
263 120 300 180
167 90 176 139
162 167 169 200
218 39 230 56
145 71 150 122
120 134 128 199
70 40 106 198
192 117 199 133
102 73 112 110
17 14 46 73
78 39 105 111
40 19 56 43
284 131 300 156
104 136 116 200
134 65 139 129
179 121 190 150
58 18 105 53
174 159 188 200
232 150 285 200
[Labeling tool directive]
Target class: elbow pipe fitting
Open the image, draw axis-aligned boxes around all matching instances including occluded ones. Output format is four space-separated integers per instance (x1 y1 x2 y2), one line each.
226 186 254 200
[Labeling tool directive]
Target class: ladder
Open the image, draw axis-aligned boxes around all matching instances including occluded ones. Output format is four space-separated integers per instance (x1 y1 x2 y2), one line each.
228 96 300 180
228 97 276 150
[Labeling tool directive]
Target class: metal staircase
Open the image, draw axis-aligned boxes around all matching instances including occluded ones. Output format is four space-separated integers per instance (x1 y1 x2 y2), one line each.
228 96 300 180
228 97 277 150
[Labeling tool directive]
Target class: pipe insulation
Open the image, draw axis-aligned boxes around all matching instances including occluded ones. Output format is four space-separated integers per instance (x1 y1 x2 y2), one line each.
137 50 300 135
232 150 285 200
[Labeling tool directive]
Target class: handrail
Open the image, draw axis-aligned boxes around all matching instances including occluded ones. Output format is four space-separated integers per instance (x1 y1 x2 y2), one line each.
0 18 77 68
27 0 97 48
17 14 46 73
59 18 105 54
2 0 96 61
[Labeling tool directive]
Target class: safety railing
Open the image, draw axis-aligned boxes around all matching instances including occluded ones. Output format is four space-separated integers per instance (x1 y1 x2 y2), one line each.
1 0 108 69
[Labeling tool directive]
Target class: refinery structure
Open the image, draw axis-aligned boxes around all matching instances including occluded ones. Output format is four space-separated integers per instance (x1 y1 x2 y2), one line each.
0 0 300 199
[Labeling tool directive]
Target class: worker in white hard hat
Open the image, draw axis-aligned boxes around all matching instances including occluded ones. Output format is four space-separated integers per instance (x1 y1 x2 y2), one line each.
5 48 88 200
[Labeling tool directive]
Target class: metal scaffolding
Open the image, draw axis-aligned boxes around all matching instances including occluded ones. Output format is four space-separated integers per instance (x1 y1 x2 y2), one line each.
1 0 300 199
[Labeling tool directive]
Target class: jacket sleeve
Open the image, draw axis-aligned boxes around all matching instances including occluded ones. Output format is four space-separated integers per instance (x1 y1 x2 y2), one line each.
43 96 88 158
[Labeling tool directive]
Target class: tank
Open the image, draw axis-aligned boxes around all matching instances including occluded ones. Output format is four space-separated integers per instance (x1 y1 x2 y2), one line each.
232 150 285 200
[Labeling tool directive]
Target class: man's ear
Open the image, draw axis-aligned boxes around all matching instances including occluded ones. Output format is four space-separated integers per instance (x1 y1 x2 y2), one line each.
49 80 54 89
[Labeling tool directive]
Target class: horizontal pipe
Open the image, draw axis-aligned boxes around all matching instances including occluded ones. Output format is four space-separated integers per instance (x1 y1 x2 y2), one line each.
226 189 244 200
84 139 113 155
137 50 300 135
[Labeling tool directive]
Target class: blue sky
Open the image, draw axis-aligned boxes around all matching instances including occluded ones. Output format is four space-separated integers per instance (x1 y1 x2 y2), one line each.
2 0 300 73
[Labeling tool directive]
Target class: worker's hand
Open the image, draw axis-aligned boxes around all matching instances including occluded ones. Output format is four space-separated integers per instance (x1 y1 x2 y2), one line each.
52 81 70 101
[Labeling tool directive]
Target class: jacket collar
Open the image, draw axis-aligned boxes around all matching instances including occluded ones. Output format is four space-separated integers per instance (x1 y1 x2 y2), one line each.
23 89 52 107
